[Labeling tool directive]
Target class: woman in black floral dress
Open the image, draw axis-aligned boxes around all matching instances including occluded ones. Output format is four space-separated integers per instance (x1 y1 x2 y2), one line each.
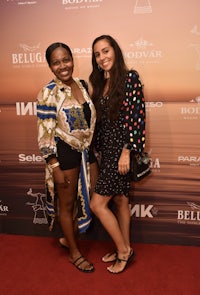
89 35 146 274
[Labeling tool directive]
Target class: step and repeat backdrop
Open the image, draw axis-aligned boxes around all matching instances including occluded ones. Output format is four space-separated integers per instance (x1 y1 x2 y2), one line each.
0 0 200 246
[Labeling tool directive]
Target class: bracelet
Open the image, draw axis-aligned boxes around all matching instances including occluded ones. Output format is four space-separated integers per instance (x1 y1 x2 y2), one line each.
50 162 60 169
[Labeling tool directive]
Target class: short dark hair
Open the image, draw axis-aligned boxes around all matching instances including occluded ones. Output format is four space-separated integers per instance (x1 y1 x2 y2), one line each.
45 42 73 66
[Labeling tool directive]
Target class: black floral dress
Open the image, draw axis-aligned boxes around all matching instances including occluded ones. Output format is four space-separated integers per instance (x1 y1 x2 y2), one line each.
94 70 146 198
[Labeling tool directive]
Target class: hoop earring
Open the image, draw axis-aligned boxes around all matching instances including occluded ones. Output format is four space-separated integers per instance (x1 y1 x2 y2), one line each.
98 65 103 71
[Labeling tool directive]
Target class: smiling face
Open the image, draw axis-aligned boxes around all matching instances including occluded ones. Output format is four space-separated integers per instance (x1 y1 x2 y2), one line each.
93 39 115 73
49 46 74 85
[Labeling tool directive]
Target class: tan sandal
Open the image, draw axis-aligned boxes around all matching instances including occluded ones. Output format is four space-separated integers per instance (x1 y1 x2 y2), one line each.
107 249 135 274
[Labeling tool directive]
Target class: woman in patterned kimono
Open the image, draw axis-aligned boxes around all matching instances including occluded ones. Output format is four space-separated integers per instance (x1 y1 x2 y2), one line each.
37 42 97 272
89 35 146 274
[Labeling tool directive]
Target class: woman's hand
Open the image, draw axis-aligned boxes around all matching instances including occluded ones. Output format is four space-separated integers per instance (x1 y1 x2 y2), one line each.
118 148 130 175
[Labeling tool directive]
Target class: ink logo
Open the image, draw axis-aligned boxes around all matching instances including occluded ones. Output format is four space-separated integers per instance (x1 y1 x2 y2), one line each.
124 38 162 66
16 102 37 116
26 188 48 225
133 0 152 14
12 43 46 68
177 202 200 225
0 200 9 216
130 204 158 218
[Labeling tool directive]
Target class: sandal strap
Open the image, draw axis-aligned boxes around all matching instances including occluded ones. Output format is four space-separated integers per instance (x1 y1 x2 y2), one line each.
73 256 93 268
117 249 134 263
116 257 127 263
73 256 84 266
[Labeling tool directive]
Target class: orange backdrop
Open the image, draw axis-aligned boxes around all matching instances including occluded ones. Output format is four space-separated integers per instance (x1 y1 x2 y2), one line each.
0 0 200 245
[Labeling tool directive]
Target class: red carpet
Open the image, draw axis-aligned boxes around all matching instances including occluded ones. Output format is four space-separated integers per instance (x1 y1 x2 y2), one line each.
0 234 199 295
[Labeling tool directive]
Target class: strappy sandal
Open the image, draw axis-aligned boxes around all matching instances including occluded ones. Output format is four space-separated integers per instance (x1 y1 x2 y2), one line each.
107 249 135 274
72 256 95 273
102 251 117 262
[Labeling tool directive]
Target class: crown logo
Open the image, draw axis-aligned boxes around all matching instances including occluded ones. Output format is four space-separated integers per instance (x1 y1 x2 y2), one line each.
130 38 153 50
20 43 40 52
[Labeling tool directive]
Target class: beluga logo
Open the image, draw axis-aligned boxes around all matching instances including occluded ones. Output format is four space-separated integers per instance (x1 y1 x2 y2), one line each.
12 43 46 68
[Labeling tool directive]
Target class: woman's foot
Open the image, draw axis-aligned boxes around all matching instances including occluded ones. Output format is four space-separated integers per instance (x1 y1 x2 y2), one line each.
107 248 134 274
58 237 69 250
102 251 117 262
71 255 95 273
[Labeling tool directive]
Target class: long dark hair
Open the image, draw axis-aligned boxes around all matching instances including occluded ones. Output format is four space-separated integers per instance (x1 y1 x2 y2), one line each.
89 35 128 122
45 42 73 66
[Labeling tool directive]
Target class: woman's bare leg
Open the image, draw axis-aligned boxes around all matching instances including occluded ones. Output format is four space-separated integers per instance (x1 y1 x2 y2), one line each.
113 194 131 247
102 194 131 262
59 161 98 249
56 167 93 271
90 192 132 273
56 168 79 257
89 161 99 196
59 217 78 248
90 193 129 253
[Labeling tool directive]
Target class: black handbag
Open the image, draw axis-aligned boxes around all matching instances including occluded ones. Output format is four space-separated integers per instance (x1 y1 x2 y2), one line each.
130 151 151 181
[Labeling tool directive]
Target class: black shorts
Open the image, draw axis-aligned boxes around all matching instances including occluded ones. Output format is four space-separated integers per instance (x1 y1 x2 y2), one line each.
57 139 96 170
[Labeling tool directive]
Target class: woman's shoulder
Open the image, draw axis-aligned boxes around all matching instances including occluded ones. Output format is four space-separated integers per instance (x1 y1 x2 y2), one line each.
38 79 57 95
126 69 143 86
38 79 56 91
37 79 57 101
126 69 139 79
74 77 88 86
46 79 57 89
124 69 144 93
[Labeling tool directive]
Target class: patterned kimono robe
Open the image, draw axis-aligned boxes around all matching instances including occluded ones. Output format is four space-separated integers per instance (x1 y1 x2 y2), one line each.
36 77 96 232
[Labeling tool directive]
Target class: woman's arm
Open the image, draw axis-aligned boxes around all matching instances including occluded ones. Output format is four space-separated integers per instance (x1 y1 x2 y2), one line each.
36 85 58 161
122 70 146 154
